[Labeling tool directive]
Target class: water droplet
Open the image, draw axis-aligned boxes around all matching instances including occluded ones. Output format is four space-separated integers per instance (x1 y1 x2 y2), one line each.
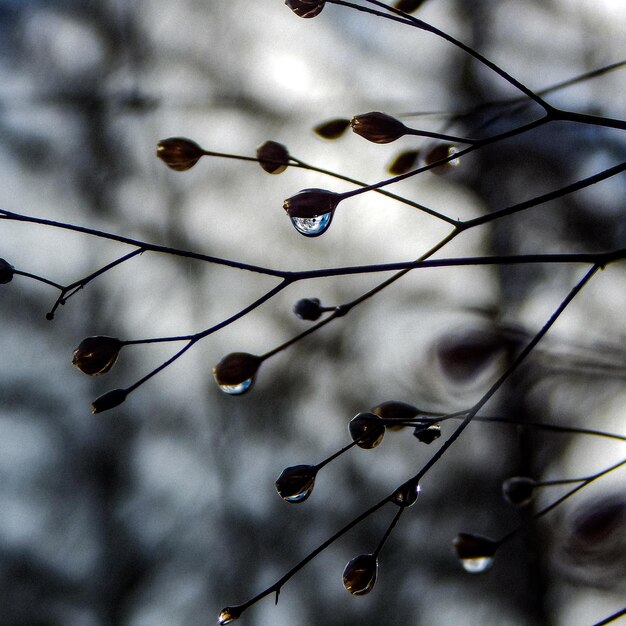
502 477 536 507
459 556 494 573
349 412 385 449
217 606 242 624
218 378 254 395
392 480 421 507
414 423 441 444
342 554 378 595
275 465 317 503
291 212 334 237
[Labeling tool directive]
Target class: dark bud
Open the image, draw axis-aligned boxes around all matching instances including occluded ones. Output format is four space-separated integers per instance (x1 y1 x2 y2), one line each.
72 336 123 376
351 112 407 144
502 477 536 508
371 400 420 422
393 0 427 13
314 118 351 140
283 188 341 219
342 554 378 595
218 605 244 625
91 388 128 414
0 258 14 284
213 352 262 395
275 464 317 503
424 143 460 175
156 137 204 171
392 479 420 507
453 533 498 573
293 297 323 321
349 412 385 449
388 149 420 175
256 140 290 174
285 0 325 18
414 423 441 444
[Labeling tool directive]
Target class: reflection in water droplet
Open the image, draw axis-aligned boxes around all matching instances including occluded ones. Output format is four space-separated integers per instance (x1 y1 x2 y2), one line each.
217 606 242 624
218 377 254 395
275 465 317 503
291 211 333 237
342 554 378 595
460 556 494 573
392 481 421 507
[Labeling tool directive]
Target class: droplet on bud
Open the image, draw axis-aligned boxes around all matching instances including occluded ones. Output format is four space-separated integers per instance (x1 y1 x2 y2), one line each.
72 336 123 376
314 118 351 139
453 533 498 573
275 464 317 503
387 149 420 175
413 423 441 444
213 352 262 396
392 480 421 507
256 140 290 174
502 477 536 508
293 297 323 321
351 112 407 144
91 388 128 414
291 213 334 237
156 137 204 171
283 188 341 219
217 605 243 625
349 412 385 449
0 258 14 284
342 554 378 595
424 143 460 175
285 0 325 18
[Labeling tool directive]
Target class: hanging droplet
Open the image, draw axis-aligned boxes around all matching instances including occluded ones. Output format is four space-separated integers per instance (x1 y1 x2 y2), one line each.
452 533 498 574
413 423 441 444
349 412 385 449
217 378 255 395
217 605 243 624
275 464 317 503
290 212 334 237
213 352 262 396
342 554 378 595
502 477 536 508
392 480 421 507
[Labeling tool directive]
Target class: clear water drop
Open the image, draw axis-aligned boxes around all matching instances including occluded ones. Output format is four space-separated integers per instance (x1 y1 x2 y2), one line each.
342 554 378 595
275 465 317 503
291 211 333 237
460 556 494 573
217 606 242 624
218 377 254 395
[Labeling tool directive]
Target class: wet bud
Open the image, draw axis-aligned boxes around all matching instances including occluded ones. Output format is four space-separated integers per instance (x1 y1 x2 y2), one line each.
213 352 262 395
388 149 420 175
413 423 441 444
91 388 128 414
342 554 378 595
293 297 323 321
502 477 536 508
275 464 317 503
392 479 420 507
218 605 244 625
156 137 204 171
453 533 498 573
351 112 407 144
283 188 341 219
285 0 325 18
424 143 460 175
0 258 14 284
72 336 123 376
314 118 351 140
349 412 385 449
393 0 427 13
256 140 290 174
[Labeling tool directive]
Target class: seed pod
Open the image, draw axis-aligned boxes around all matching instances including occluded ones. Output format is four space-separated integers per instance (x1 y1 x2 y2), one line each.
213 352 262 395
349 412 385 449
342 554 378 595
275 464 317 503
283 188 341 219
156 137 204 171
351 112 406 144
314 118 351 140
293 298 323 321
72 336 123 376
91 388 128 414
371 400 420 422
285 0 325 18
256 140 290 174
0 258 14 284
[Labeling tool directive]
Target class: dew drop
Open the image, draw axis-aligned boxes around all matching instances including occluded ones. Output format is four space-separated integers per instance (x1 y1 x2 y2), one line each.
275 465 317 503
342 554 378 595
218 378 254 395
217 606 242 624
459 556 494 573
291 212 333 237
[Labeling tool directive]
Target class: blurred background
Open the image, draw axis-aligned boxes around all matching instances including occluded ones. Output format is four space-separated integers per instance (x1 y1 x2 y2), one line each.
0 1 625 624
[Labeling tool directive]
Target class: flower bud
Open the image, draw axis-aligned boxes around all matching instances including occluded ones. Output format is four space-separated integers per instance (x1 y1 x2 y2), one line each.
283 188 341 219
342 554 378 595
388 149 420 175
351 112 407 144
314 118 351 140
275 464 317 503
213 352 262 395
0 258 14 284
453 533 498 573
424 143 460 174
256 140 290 174
349 412 385 449
156 137 204 171
414 423 441 444
393 0 427 13
285 0 325 18
91 388 128 414
218 605 244 625
72 336 123 376
370 400 419 422
502 477 536 508
293 297 323 321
